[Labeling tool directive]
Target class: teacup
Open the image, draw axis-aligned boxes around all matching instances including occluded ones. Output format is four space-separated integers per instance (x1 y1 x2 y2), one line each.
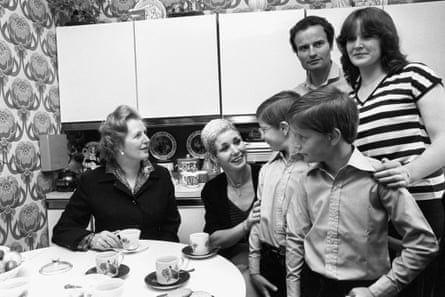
118 228 141 251
96 251 124 277
189 232 209 255
155 256 185 285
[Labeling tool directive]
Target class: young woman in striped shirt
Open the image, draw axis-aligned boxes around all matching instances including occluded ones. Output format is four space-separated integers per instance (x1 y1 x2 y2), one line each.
337 7 445 297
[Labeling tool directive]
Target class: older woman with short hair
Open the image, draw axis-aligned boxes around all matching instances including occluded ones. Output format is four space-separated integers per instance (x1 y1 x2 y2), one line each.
52 105 180 251
201 119 261 296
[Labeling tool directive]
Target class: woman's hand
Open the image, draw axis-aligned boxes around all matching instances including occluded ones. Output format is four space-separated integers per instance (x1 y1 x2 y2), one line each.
245 200 261 230
251 273 277 297
373 158 411 188
90 231 123 250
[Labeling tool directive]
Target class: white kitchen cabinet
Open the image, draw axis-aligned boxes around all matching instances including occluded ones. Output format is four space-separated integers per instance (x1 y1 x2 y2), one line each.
56 22 137 122
384 2 445 79
135 15 220 118
219 10 306 116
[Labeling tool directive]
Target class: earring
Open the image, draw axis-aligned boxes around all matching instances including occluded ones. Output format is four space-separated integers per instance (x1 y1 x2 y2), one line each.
120 151 124 156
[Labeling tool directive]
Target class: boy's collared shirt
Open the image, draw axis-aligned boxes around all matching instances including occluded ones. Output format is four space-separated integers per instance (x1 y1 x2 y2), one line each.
293 61 352 96
286 148 438 297
249 151 308 275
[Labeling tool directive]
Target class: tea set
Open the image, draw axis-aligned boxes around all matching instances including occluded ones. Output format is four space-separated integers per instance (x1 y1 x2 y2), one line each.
62 230 215 297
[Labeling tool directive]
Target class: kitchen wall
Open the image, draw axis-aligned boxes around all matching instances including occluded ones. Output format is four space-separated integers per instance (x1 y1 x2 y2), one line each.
0 0 59 250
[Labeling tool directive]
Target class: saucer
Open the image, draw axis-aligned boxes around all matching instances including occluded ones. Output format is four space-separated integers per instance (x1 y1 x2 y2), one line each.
144 270 190 290
182 246 219 260
85 264 130 279
114 241 150 254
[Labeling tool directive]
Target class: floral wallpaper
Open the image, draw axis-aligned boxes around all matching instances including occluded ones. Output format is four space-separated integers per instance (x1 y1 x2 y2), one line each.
0 0 59 251
48 0 444 27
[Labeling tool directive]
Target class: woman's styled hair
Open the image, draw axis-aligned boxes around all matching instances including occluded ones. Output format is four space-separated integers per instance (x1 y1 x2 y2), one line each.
289 15 335 54
287 86 358 144
256 91 300 128
99 105 142 164
336 7 408 86
201 119 239 157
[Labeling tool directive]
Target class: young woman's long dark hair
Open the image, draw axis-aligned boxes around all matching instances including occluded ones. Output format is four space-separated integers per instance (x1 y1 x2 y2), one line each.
336 7 408 87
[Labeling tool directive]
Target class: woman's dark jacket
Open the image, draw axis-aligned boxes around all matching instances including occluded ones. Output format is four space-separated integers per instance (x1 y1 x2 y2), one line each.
201 164 261 258
52 165 180 250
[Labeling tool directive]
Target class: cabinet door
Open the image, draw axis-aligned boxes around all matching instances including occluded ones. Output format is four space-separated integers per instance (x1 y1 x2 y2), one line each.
135 15 220 118
384 2 445 79
57 22 137 122
219 10 306 116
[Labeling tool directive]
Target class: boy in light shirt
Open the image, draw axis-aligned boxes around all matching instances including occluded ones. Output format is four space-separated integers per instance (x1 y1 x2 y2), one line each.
285 86 438 297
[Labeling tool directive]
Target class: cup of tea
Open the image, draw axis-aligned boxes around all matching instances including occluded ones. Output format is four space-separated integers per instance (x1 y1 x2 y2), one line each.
189 232 209 255
96 251 124 277
155 256 185 285
118 228 141 251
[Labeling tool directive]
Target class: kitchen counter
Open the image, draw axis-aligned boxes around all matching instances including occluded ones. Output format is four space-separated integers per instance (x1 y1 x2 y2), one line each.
46 183 204 210
46 183 204 200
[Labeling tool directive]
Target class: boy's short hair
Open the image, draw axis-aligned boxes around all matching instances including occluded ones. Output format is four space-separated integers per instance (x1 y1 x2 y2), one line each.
256 91 300 128
287 86 358 144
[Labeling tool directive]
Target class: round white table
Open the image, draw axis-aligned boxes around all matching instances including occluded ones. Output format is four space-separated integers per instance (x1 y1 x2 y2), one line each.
19 240 246 297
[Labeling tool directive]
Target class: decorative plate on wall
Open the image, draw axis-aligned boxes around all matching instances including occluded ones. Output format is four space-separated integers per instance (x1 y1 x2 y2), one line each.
186 130 207 158
135 0 167 19
149 131 177 161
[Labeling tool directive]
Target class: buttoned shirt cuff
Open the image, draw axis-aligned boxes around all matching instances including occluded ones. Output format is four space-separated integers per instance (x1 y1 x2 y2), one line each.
77 233 95 251
248 256 261 275
368 275 400 297
287 279 301 297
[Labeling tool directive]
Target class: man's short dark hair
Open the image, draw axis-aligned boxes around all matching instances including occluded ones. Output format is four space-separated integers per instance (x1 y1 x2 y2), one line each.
289 15 335 54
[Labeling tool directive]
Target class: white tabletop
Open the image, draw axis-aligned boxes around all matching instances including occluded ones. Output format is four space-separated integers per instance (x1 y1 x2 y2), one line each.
20 240 246 297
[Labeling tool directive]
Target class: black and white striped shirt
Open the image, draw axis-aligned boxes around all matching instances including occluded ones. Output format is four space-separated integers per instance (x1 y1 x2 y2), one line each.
354 63 445 201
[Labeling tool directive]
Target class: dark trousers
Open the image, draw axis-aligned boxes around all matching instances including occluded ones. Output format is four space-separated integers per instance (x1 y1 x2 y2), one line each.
260 243 286 297
259 243 321 297
389 199 444 297
315 272 375 297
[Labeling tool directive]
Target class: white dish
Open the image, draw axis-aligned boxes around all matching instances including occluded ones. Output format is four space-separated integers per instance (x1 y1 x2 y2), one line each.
114 241 150 254
0 260 24 282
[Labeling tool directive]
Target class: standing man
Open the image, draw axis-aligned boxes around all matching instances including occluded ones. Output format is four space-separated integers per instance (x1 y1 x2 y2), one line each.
289 15 351 95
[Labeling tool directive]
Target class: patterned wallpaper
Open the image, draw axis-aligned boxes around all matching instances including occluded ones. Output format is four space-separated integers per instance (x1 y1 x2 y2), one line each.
48 0 443 26
0 0 59 251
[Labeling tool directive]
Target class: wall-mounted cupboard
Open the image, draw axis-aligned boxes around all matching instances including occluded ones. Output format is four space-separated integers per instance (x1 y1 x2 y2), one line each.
384 2 445 79
56 22 137 122
219 9 306 116
56 3 445 123
135 15 220 118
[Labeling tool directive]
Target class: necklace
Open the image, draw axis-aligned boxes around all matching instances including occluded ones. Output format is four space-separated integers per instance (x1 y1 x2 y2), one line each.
226 166 251 189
